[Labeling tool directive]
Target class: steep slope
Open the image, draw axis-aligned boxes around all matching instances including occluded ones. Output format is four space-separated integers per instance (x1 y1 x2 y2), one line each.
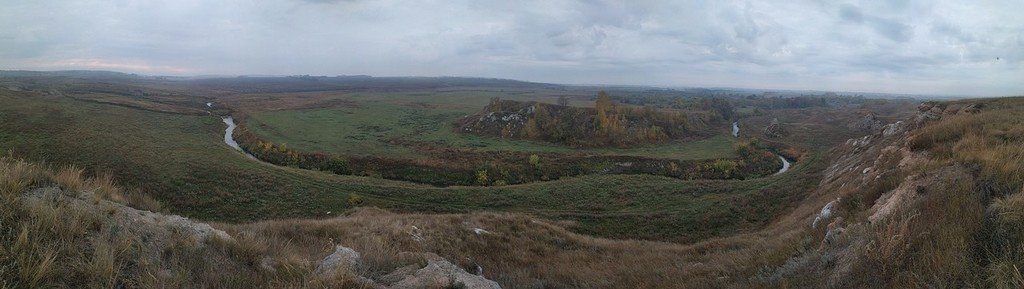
753 97 1024 288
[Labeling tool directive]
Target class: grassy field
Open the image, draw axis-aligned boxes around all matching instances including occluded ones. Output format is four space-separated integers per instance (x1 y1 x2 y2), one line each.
0 89 814 242
246 94 737 160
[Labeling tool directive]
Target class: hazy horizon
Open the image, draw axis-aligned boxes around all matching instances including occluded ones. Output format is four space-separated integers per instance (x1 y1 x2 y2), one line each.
2 0 1021 96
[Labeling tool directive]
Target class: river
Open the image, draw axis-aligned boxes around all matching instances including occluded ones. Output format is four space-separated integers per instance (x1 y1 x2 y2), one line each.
222 117 258 160
733 121 789 175
222 116 791 176
774 155 791 175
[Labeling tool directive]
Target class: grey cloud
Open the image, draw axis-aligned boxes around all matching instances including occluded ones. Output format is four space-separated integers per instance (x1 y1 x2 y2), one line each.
870 18 913 42
838 4 912 42
931 20 975 43
839 4 864 23
0 0 1021 96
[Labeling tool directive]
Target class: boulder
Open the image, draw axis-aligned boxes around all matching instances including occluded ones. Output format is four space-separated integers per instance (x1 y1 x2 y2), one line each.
387 257 501 289
314 245 362 278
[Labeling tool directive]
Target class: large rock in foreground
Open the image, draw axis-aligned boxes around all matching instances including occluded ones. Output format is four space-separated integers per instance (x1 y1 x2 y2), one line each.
383 253 501 289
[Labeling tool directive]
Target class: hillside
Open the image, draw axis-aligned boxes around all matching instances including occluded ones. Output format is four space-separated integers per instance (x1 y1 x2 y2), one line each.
0 157 499 288
4 96 1024 288
751 97 1024 287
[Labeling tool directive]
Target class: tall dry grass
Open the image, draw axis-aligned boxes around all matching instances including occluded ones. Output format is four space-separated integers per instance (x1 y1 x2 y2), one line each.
852 97 1024 288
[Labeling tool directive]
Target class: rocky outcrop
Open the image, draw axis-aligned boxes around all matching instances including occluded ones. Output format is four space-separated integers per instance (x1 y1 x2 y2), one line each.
383 253 502 289
311 248 502 289
458 103 535 138
22 186 501 289
847 112 883 133
759 100 992 287
811 198 839 228
23 187 234 247
314 245 362 278
867 166 972 224
763 118 787 138
914 101 982 125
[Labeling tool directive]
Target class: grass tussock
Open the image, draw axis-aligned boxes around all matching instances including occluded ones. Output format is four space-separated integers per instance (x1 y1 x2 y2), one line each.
51 165 86 195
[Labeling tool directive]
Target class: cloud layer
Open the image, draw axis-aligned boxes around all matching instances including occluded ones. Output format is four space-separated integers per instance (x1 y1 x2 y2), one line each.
1 0 1021 96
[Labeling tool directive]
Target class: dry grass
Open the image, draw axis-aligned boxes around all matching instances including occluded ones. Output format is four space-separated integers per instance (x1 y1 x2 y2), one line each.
739 97 1024 288
830 97 1024 288
214 207 823 289
51 165 87 194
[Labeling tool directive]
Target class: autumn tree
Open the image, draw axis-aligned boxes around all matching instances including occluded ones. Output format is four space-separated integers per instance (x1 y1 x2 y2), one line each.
558 95 569 106
528 154 541 169
595 91 618 137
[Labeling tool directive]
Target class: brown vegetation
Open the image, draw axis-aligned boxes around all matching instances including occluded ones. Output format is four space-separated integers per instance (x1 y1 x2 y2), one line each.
458 93 715 148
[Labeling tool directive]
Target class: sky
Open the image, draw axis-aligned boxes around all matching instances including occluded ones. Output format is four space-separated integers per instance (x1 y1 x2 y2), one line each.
1 0 1021 96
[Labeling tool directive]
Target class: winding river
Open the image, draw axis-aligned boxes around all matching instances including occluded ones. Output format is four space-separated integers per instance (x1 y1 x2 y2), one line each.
775 155 791 175
734 121 791 175
220 116 793 176
222 117 258 160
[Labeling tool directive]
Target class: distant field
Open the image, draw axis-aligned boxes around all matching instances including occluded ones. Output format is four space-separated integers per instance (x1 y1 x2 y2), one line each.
0 89 809 242
246 92 738 160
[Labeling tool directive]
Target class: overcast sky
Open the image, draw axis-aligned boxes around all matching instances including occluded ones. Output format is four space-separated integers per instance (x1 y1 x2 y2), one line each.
1 0 1021 96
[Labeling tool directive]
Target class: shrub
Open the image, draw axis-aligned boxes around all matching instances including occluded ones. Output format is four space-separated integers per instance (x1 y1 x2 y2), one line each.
348 194 364 206
712 160 738 178
476 170 489 186
529 154 541 169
